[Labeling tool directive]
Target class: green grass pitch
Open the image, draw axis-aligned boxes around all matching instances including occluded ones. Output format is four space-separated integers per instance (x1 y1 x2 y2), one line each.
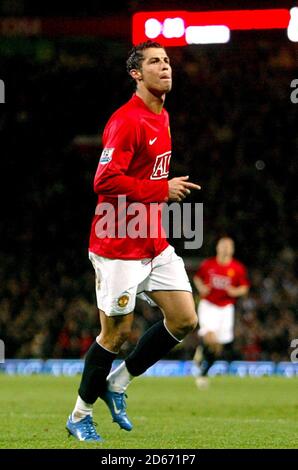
0 375 297 449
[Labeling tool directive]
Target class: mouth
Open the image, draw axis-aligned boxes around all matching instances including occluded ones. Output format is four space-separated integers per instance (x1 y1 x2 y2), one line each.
160 75 171 80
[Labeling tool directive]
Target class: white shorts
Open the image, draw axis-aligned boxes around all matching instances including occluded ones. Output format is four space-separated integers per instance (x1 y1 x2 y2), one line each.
197 299 235 344
89 245 192 316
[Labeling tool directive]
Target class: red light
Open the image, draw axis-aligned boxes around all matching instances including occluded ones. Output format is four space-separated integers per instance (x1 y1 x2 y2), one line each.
132 9 291 46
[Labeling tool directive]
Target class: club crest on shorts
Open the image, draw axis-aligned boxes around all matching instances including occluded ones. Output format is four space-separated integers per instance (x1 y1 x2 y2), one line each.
117 294 130 308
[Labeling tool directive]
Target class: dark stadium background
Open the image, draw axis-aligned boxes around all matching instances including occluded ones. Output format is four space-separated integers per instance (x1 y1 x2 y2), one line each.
0 0 297 363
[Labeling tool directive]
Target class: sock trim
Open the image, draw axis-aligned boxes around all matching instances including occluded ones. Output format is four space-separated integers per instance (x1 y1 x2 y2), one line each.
96 337 119 355
163 320 183 343
78 395 93 407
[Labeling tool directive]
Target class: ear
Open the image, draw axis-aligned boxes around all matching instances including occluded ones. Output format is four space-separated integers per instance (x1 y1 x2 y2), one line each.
130 69 143 81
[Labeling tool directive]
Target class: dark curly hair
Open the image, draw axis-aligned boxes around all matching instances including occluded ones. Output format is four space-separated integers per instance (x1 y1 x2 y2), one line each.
126 40 165 75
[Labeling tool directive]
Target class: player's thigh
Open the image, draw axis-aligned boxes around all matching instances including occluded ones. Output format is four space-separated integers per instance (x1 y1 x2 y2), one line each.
219 305 235 343
198 300 221 341
141 245 196 324
89 251 150 316
146 290 197 326
143 246 192 296
99 309 134 337
203 331 219 346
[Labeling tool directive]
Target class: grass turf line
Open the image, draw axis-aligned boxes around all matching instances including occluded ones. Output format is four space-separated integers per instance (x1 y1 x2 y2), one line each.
0 375 297 449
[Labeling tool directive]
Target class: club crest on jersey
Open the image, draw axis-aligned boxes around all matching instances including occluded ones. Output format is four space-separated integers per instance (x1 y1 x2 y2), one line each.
100 148 114 164
150 151 171 180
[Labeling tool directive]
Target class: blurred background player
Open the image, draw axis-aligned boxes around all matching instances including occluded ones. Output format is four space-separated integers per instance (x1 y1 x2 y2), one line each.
193 237 250 387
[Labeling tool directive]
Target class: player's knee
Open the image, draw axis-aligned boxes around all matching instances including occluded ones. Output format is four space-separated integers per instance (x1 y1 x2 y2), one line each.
176 312 198 336
204 331 218 346
102 326 131 350
115 326 131 345
186 313 198 332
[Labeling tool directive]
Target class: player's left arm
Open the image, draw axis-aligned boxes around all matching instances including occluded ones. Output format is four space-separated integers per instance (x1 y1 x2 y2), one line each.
225 285 249 298
226 262 250 298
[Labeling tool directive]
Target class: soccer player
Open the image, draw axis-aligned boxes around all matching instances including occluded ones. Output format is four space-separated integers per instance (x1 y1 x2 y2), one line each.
193 237 249 388
66 41 201 441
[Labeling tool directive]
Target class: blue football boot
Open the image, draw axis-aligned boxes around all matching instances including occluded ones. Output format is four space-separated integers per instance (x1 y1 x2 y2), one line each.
102 391 133 431
66 415 104 442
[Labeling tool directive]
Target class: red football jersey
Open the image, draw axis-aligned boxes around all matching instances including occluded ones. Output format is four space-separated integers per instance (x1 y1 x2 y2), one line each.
89 94 171 259
195 257 249 306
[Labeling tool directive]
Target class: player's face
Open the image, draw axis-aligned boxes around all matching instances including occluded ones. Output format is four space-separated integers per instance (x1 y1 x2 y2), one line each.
216 238 235 258
138 48 172 95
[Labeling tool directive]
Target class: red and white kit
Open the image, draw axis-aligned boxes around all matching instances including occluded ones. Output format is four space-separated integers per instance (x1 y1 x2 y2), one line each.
196 257 249 343
89 94 172 260
89 95 191 315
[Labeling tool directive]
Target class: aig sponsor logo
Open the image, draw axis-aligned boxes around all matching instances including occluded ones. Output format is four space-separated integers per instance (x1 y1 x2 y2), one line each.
150 151 171 180
211 274 231 290
0 79 5 103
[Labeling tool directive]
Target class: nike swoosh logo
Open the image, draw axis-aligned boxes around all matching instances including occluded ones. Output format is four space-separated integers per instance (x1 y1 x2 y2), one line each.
112 398 121 415
149 137 157 145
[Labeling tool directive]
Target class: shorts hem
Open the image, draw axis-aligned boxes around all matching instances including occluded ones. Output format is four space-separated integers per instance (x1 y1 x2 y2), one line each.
98 308 134 317
142 288 192 293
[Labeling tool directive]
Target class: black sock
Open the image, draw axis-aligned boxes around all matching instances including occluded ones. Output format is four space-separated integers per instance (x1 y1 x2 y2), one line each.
222 342 234 362
200 345 216 377
78 341 116 404
125 320 179 376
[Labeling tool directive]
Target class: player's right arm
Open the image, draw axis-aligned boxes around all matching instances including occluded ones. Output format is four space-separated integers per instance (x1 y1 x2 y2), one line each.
193 275 211 297
94 117 200 203
225 262 250 297
94 117 168 204
193 259 211 297
168 176 201 202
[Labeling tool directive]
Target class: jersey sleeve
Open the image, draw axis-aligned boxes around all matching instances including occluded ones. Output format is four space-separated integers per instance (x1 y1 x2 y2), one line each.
93 117 169 203
194 259 208 281
236 263 250 287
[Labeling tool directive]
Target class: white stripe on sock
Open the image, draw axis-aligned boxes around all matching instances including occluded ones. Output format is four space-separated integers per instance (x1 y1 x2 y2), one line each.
163 320 183 343
72 395 93 422
107 361 133 393
95 336 119 354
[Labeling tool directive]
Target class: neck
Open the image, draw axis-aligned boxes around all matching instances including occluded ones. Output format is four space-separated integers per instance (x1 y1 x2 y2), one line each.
216 255 232 265
136 88 165 114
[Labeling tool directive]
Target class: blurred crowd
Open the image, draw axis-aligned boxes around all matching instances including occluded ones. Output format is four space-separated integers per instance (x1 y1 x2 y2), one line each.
1 249 297 362
0 35 297 361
